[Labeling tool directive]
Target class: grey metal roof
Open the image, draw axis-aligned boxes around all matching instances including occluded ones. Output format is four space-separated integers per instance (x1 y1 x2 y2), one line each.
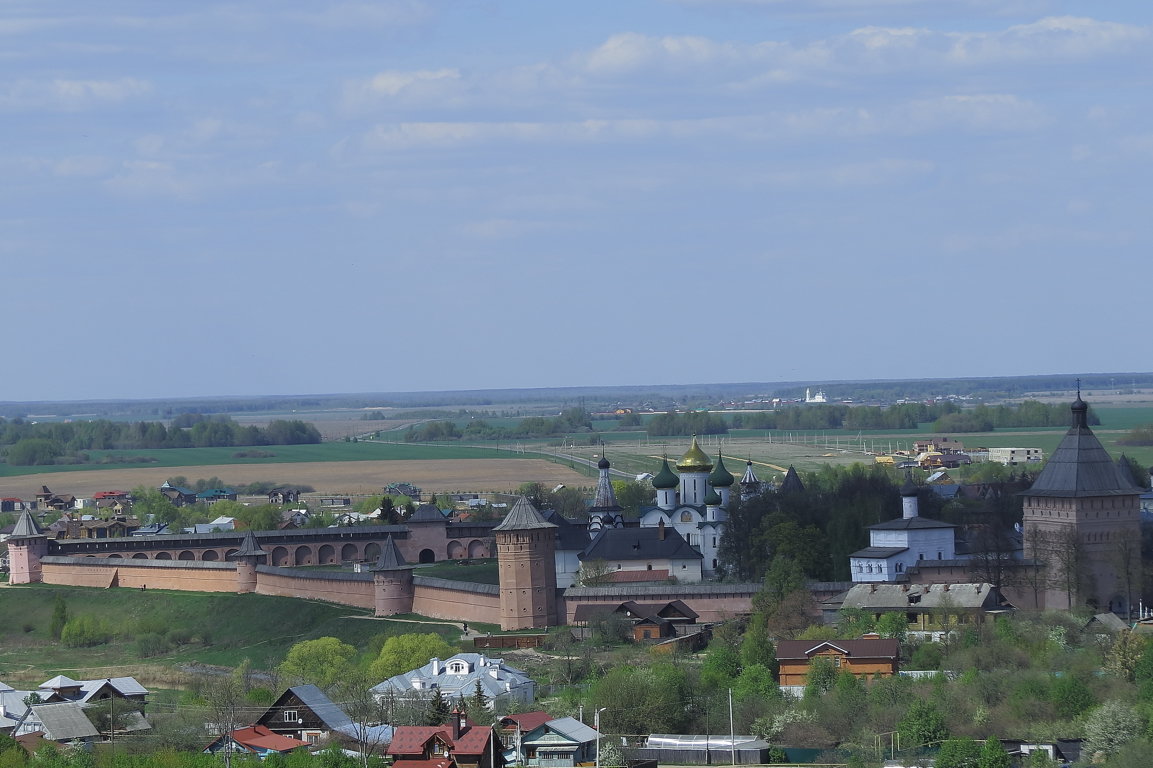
34 702 99 741
579 526 702 562
564 582 760 597
493 497 556 532
1024 398 1141 498
588 458 622 514
841 582 1004 610
409 504 448 523
11 509 44 538
284 685 353 730
40 556 234 571
538 717 599 744
849 546 909 558
370 534 412 571
867 517 954 530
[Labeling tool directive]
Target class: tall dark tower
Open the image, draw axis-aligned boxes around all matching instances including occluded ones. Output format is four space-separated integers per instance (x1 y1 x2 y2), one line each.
494 496 557 630
1022 391 1142 613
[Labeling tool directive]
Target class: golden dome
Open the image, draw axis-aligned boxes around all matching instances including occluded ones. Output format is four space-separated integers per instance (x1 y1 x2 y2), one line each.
676 435 713 473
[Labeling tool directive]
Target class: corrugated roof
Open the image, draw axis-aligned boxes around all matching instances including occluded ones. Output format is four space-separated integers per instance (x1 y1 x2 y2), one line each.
493 497 556 532
34 702 99 741
1025 398 1141 498
841 582 1004 610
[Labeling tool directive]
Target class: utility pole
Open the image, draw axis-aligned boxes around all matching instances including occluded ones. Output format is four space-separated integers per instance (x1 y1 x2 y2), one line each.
595 707 607 768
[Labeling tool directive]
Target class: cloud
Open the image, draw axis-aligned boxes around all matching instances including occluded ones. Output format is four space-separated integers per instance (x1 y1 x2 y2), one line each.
341 68 462 112
0 77 151 111
345 93 1042 154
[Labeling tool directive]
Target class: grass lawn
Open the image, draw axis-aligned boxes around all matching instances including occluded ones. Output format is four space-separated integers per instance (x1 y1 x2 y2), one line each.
414 559 500 585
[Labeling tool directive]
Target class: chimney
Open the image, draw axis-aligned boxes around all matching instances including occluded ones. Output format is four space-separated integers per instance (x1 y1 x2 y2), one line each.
431 657 440 676
869 584 876 593
976 584 983 593
451 708 466 739
901 584 909 592
658 519 666 541
943 584 950 591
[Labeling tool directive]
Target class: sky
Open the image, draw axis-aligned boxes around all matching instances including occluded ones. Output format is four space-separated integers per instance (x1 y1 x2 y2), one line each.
3 1 1151 402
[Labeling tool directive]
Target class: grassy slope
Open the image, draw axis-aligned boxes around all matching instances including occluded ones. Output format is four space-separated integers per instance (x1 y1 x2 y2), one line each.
0 583 471 681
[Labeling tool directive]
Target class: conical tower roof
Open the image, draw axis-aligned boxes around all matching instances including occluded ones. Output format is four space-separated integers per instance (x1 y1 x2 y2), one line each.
10 509 44 539
1025 396 1140 498
493 496 557 532
371 534 413 571
740 460 760 486
229 530 267 558
779 466 805 493
676 436 713 473
709 453 735 487
651 456 679 489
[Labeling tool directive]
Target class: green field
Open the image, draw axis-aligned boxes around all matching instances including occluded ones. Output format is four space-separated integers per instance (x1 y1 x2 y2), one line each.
414 559 500 585
0 441 513 478
0 583 474 684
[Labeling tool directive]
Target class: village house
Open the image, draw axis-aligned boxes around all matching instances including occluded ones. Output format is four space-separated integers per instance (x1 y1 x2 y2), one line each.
388 711 503 768
254 684 392 748
838 582 1012 641
204 725 310 759
775 635 900 687
517 717 600 767
370 654 536 710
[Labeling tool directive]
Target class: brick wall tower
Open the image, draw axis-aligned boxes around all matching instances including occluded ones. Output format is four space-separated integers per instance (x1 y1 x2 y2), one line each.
1022 392 1142 613
371 534 416 617
7 509 47 584
228 530 267 593
494 496 557 630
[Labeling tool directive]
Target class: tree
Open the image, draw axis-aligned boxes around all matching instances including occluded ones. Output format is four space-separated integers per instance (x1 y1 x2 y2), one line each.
936 737 980 768
280 637 357 690
1106 630 1147 683
466 679 489 722
612 480 655 516
753 557 814 639
700 645 741 692
1082 700 1143 760
331 672 392 768
976 736 1010 768
424 687 451 726
578 559 614 587
369 633 455 681
740 613 777 673
49 594 68 640
803 657 838 699
897 699 948 748
201 672 249 768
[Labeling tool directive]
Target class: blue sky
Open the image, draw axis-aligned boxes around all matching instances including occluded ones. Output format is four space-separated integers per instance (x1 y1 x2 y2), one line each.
3 1 1150 402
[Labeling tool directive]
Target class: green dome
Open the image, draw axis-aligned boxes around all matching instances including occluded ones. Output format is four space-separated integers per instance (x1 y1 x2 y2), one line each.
652 457 679 489
676 436 713 473
704 488 723 506
709 453 735 487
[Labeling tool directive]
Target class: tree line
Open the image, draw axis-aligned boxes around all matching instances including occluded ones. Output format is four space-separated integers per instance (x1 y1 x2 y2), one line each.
0 417 321 465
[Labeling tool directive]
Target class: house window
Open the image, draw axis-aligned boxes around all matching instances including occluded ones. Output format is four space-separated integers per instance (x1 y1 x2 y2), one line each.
283 710 300 722
833 656 842 667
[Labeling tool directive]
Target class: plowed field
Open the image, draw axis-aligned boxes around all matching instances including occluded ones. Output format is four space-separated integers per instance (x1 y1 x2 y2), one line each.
0 459 591 498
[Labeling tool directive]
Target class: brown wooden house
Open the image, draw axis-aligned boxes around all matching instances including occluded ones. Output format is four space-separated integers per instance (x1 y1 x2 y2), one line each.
775 636 900 686
388 712 503 768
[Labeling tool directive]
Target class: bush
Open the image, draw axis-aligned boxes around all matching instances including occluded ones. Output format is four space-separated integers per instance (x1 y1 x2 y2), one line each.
135 632 173 658
60 615 114 647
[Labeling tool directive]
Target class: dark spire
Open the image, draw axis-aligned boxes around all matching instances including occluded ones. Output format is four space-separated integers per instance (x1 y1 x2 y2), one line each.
370 534 412 571
1071 383 1089 429
229 530 267 559
10 509 44 539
